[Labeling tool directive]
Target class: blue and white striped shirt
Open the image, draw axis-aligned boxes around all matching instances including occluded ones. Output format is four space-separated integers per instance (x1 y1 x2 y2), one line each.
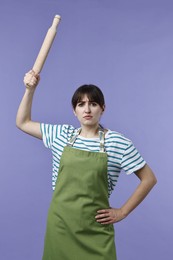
41 124 146 197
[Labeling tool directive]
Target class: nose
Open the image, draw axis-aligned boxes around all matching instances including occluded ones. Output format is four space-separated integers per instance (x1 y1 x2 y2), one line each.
84 103 91 113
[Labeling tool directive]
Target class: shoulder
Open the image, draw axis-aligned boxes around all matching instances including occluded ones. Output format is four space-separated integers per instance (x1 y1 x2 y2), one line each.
41 123 78 135
41 123 79 148
59 124 79 139
105 129 132 147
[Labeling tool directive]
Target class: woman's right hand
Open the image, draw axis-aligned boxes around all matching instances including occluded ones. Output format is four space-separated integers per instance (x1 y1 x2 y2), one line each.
24 70 40 89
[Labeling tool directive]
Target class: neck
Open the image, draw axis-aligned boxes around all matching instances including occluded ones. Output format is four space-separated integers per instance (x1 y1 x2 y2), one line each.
80 125 101 138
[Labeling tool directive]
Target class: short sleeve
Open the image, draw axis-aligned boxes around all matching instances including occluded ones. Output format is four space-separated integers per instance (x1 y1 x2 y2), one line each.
40 123 61 149
121 141 146 174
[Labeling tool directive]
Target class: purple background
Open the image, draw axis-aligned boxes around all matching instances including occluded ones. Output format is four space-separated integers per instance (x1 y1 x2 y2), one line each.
0 0 173 259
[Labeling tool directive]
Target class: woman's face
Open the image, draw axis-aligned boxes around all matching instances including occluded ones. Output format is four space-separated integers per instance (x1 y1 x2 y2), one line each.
74 95 104 128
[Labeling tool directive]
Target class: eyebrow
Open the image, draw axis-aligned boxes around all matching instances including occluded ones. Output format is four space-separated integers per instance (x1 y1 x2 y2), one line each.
77 100 98 104
77 100 96 103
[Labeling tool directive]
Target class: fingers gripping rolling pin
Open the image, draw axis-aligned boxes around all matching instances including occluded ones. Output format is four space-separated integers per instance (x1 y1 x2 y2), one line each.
32 15 61 74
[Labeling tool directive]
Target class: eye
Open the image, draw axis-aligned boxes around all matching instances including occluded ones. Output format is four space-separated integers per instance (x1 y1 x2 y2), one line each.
91 102 98 107
77 102 84 107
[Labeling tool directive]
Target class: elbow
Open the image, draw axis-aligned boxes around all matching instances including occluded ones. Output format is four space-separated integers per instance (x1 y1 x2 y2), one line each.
16 121 20 129
152 175 157 186
146 169 157 189
136 165 157 190
16 119 21 130
16 118 26 131
150 167 157 187
149 177 157 191
16 118 22 130
16 114 29 131
147 173 157 190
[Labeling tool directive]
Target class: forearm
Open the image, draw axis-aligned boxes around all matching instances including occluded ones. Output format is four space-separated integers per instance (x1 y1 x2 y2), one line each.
120 174 156 217
96 165 157 224
16 88 35 129
16 70 42 139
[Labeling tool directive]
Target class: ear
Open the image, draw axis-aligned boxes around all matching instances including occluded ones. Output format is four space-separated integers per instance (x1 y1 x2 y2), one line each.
101 105 105 114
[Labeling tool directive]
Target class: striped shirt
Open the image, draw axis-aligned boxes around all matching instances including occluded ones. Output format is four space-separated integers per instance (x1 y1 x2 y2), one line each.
41 124 146 197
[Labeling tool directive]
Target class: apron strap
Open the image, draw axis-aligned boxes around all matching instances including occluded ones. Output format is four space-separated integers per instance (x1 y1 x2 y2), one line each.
98 128 105 153
67 128 81 147
67 126 105 153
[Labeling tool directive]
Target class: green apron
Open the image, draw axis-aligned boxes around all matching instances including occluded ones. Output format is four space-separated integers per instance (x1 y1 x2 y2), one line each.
42 129 117 260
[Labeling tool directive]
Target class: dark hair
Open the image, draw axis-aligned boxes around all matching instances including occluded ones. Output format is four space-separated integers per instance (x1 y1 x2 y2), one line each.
71 84 105 110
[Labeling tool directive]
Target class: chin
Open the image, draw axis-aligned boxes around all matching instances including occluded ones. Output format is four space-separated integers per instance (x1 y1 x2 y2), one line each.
82 121 98 127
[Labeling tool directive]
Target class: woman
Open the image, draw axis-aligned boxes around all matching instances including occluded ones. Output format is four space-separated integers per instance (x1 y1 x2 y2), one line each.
16 70 157 260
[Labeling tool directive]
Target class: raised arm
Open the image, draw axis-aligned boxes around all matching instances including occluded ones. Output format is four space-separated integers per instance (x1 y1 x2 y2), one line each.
16 70 42 139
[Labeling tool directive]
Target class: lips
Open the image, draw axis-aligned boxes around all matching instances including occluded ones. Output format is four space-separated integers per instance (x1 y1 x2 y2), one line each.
83 116 92 119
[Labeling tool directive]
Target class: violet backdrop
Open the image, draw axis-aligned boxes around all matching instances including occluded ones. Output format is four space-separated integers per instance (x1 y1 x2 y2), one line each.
0 0 172 259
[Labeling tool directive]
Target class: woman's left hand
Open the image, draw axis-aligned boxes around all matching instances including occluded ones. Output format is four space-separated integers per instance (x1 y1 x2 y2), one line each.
95 208 126 224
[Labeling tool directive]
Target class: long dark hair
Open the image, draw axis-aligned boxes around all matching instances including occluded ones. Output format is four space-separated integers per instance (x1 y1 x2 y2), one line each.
71 84 105 110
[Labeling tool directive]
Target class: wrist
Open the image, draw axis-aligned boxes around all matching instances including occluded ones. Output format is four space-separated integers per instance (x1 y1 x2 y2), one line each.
120 207 129 218
25 86 36 95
